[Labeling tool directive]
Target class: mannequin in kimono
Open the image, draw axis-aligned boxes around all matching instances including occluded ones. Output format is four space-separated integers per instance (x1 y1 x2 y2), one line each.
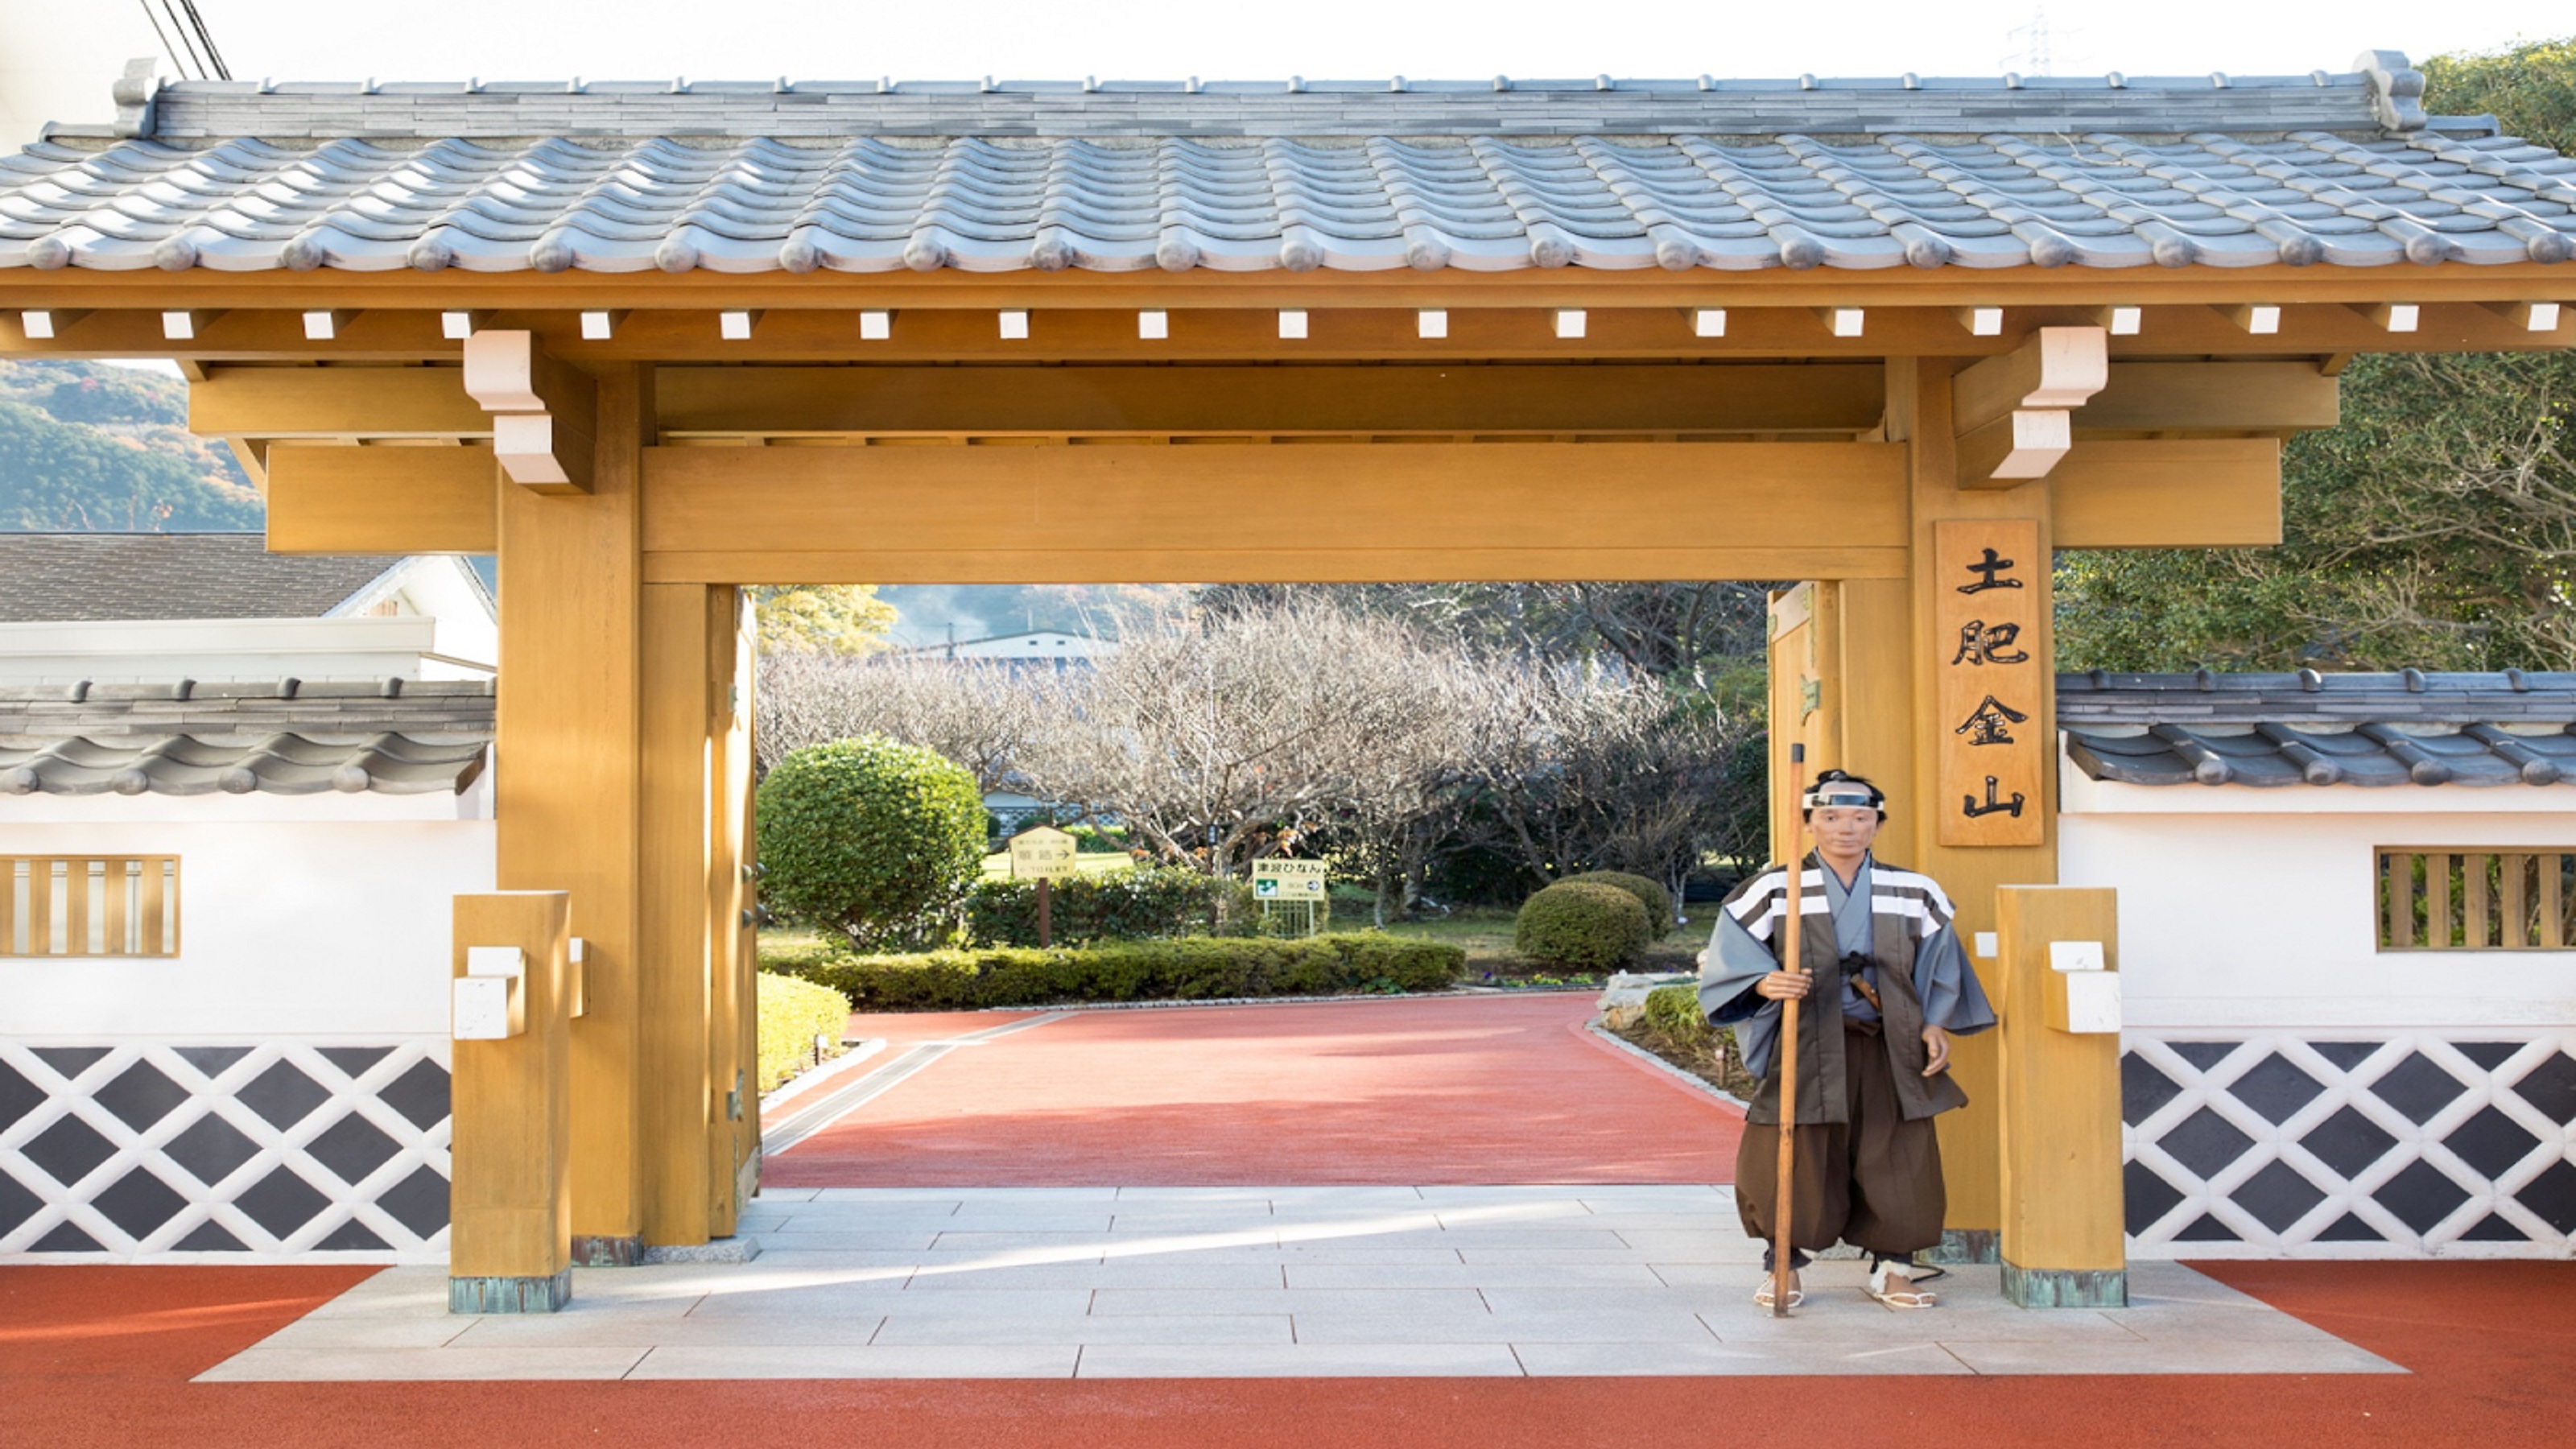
1698 770 1996 1309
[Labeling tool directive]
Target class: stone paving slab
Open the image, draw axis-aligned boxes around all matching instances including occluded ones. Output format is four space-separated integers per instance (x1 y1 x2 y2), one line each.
196 1187 2405 1382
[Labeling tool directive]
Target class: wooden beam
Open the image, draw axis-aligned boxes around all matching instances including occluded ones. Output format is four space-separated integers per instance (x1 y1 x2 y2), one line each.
2079 362 2340 435
2050 439 2282 548
465 331 598 493
638 441 1907 584
191 365 489 438
265 444 500 553
654 362 1888 437
1 295 2565 366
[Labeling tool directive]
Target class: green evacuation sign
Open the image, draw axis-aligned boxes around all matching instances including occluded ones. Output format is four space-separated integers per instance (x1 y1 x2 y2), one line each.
1253 859 1328 899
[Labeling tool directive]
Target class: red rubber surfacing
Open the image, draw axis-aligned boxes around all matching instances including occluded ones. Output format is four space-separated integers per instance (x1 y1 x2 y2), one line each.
6 1259 2572 1447
763 993 1744 1187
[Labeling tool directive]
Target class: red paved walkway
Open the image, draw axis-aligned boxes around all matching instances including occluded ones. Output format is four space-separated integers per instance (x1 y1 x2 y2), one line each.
5 1261 2571 1448
764 993 1743 1187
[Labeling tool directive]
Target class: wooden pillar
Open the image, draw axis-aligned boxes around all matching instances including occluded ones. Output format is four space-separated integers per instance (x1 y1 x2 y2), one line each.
714 590 761 1227
1889 357 2058 1265
639 583 760 1246
639 583 716 1245
1995 886 2127 1307
448 891 573 1313
496 362 650 1264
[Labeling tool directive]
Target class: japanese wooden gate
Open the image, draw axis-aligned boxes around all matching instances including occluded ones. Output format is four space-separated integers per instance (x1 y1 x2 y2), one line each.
5 59 2570 1307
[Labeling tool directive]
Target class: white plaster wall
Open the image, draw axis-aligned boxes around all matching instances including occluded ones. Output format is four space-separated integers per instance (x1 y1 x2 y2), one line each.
2058 807 2576 1030
341 557 497 682
0 818 493 1038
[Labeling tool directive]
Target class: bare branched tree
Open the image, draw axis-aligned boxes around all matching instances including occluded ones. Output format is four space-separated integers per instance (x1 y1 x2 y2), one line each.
1014 603 1452 881
757 650 1054 793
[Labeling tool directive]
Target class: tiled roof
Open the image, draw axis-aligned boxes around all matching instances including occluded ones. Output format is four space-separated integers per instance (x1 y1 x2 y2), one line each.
5 52 2570 275
0 534 398 622
2059 671 2576 787
0 677 491 796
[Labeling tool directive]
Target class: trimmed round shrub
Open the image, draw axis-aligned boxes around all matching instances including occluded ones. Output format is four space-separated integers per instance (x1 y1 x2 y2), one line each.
757 735 987 951
1556 871 1673 931
1514 880 1653 971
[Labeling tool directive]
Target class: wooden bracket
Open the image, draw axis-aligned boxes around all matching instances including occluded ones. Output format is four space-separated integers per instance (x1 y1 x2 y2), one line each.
16 309 91 340
2483 299 2564 333
300 308 359 341
159 308 225 341
1956 409 2073 487
1951 325 2107 485
463 329 596 494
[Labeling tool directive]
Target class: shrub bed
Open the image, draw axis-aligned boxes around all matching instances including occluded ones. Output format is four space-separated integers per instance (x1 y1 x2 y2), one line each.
968 866 1257 946
1515 880 1653 970
1616 983 1758 1099
1643 982 1712 1048
764 934 1467 1011
755 972 853 1092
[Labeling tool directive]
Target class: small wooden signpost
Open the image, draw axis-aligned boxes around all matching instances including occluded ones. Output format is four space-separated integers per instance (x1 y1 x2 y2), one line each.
1008 826 1080 947
1251 858 1331 935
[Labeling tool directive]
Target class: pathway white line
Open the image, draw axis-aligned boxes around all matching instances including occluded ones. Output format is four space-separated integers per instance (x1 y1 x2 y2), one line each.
762 1013 1069 1154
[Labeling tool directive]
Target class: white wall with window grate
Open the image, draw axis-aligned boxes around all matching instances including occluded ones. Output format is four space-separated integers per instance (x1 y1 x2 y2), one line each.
0 1037 450 1262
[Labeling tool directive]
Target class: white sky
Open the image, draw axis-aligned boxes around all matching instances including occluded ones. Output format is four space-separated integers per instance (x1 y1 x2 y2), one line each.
189 1 2562 89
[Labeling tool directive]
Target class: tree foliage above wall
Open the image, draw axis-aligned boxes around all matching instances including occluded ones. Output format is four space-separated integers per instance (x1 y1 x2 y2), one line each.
2055 37 2576 673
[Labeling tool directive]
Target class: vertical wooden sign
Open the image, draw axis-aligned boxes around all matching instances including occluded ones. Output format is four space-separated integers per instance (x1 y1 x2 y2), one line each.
1935 519 2045 847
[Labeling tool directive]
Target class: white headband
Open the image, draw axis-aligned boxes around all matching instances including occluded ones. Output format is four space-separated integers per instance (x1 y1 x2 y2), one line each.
1803 786 1881 811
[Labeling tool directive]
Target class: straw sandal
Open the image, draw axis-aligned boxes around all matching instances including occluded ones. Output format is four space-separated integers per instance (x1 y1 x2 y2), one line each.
1865 1260 1937 1309
1751 1274 1806 1310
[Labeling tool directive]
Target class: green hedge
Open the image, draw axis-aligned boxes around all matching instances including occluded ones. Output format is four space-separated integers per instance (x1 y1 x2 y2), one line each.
764 934 1466 1011
967 866 1257 946
1557 871 1674 931
755 972 853 1092
1515 880 1653 970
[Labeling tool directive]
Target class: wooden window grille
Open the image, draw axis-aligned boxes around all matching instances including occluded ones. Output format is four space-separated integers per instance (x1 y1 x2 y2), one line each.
0 857 181 957
2376 848 2576 951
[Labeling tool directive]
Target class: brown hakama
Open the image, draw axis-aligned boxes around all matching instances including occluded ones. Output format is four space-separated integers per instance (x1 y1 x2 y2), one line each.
1732 1020 1947 1257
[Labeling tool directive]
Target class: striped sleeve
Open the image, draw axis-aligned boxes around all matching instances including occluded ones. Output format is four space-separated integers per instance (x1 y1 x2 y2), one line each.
1719 867 1787 945
1868 865 1956 939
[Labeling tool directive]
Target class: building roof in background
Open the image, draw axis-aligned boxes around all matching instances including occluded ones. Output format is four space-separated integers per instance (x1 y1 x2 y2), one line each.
0 676 491 796
6 52 2570 275
2059 671 2576 788
0 533 404 622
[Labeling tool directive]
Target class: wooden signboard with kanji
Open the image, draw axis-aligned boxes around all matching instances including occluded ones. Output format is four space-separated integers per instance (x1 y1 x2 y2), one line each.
1935 519 2045 847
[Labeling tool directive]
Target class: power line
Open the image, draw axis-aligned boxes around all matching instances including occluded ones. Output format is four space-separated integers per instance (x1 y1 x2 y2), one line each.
138 2 232 83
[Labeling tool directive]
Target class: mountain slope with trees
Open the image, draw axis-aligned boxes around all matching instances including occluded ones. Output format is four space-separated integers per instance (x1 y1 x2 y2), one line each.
0 360 261 532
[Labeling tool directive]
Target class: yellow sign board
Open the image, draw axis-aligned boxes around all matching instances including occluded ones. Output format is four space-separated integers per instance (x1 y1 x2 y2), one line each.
1008 826 1079 880
1252 858 1329 899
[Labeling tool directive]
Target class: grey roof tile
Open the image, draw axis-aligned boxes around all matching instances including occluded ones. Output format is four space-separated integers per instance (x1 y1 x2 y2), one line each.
6 56 2566 275
0 535 398 622
2058 671 2576 788
0 676 491 797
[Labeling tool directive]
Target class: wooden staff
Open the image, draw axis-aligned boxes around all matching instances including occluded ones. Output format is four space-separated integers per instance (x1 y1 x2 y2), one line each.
1770 744 1809 1319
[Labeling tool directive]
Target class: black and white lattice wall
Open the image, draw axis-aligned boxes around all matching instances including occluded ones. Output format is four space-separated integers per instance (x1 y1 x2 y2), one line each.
2124 1031 2576 1257
0 1040 451 1262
